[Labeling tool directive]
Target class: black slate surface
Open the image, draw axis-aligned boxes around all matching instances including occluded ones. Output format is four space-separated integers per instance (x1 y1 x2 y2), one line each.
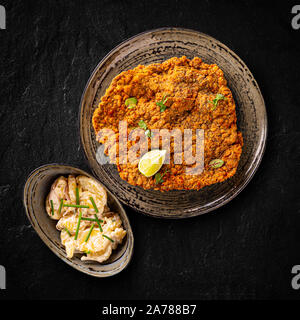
0 0 299 300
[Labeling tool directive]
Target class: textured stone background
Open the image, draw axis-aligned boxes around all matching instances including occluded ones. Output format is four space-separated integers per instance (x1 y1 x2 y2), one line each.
0 0 299 299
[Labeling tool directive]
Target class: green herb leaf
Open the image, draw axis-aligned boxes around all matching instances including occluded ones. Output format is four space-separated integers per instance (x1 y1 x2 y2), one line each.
81 217 103 223
155 173 163 184
210 94 227 111
50 199 54 216
138 120 147 130
155 168 169 184
84 223 95 242
159 103 167 112
94 214 103 233
74 210 82 240
64 227 72 237
85 250 91 254
125 97 137 108
209 159 224 168
138 120 153 138
75 187 80 205
163 95 169 104
102 234 114 243
63 204 90 209
145 129 153 138
58 199 63 215
89 196 99 213
156 94 170 112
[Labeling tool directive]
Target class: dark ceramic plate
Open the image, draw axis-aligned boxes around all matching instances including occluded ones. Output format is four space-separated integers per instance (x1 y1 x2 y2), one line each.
79 28 267 219
23 164 134 277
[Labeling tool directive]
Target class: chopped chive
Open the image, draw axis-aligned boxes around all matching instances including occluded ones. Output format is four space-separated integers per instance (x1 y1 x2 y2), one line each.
74 210 82 240
85 250 91 254
125 97 137 108
64 227 71 237
81 217 97 222
63 204 90 209
58 199 63 215
75 187 80 205
102 234 114 243
50 199 54 216
89 197 99 213
94 214 103 232
209 159 224 168
85 223 95 242
81 216 104 223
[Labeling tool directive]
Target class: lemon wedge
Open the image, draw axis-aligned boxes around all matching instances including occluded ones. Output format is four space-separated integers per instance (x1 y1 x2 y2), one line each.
138 149 167 177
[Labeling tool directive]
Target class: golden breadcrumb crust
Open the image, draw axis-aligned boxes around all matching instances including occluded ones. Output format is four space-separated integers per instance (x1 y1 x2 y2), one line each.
92 56 243 191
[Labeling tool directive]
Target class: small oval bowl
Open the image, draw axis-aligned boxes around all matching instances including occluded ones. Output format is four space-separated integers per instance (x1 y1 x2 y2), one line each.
23 164 134 277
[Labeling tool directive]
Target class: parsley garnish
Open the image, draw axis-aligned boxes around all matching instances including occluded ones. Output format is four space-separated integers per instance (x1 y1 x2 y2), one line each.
138 120 153 138
210 94 227 111
156 95 170 112
155 168 169 184
138 120 147 130
145 129 153 138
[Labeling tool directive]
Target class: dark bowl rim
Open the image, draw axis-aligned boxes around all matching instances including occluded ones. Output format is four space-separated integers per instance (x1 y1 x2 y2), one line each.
78 27 268 219
22 162 134 277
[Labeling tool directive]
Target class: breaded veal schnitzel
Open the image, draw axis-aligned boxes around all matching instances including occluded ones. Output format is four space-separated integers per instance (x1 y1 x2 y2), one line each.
92 56 243 191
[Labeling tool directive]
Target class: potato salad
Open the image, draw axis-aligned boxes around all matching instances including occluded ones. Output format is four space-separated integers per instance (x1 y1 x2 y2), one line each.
45 175 126 263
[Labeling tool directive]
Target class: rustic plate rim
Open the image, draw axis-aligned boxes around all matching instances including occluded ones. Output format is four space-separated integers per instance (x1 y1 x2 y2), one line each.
79 27 268 219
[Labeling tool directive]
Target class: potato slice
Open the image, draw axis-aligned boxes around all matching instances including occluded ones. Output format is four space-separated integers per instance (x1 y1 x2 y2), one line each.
45 176 69 220
67 175 77 203
76 175 107 214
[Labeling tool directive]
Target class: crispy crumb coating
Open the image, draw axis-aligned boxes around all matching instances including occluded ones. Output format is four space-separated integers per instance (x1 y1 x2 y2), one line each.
92 56 243 191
